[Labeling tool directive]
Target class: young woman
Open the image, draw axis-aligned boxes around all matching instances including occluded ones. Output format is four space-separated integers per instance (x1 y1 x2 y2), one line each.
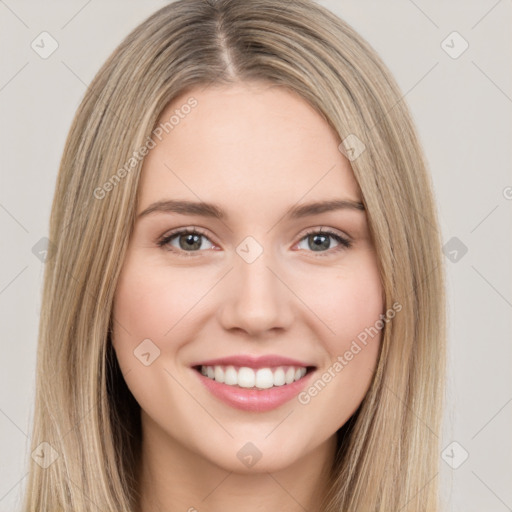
22 1 446 510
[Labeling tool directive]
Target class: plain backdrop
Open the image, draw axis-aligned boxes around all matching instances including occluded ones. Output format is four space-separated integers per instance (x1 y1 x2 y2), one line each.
0 1 511 511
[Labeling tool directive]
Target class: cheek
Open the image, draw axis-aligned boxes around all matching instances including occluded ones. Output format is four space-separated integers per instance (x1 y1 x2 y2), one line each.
294 256 384 430
112 259 205 348
312 253 384 355
110 260 194 413
111 262 174 380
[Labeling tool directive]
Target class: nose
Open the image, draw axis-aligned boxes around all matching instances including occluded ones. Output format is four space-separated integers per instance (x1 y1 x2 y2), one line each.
217 246 295 337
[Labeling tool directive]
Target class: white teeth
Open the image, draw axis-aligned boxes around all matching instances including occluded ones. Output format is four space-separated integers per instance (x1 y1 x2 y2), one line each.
285 367 295 384
238 367 255 388
273 367 285 386
224 366 238 385
214 366 224 383
199 364 310 389
255 368 274 389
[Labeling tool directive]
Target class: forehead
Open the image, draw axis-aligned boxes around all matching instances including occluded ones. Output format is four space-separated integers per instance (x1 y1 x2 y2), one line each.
137 82 362 218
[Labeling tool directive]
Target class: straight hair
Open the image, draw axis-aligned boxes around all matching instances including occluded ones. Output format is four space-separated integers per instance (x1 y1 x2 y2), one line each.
22 1 446 510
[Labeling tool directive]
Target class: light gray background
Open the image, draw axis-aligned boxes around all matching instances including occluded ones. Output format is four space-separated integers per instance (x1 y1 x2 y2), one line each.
1 1 511 511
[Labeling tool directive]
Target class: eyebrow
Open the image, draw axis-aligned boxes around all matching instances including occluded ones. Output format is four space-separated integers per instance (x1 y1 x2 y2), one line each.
137 198 365 221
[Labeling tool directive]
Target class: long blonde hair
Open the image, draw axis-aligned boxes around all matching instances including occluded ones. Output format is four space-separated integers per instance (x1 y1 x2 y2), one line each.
22 0 446 510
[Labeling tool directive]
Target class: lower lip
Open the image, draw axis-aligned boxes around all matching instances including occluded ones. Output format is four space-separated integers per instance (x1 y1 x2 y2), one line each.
194 369 315 412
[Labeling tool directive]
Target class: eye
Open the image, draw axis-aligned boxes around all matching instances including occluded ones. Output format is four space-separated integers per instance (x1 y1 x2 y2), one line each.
296 228 352 256
157 228 215 256
157 227 352 257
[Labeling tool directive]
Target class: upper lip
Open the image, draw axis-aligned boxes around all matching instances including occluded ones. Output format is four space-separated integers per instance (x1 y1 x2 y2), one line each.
191 354 315 369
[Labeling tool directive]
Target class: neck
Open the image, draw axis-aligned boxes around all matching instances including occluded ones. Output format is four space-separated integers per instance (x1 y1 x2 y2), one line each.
135 413 337 512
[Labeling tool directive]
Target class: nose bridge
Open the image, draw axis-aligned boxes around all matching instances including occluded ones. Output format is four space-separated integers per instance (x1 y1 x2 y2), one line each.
217 236 294 334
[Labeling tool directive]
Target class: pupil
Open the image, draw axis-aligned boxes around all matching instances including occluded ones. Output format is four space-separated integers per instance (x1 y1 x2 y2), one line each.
180 234 201 250
310 234 329 251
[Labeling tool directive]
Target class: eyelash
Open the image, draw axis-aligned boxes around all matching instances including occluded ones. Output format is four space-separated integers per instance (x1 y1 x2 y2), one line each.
156 227 352 258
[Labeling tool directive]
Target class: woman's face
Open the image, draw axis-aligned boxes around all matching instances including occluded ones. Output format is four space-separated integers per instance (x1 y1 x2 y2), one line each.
112 82 384 473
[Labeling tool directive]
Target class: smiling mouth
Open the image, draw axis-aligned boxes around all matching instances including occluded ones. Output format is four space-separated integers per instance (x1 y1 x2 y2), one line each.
193 364 316 390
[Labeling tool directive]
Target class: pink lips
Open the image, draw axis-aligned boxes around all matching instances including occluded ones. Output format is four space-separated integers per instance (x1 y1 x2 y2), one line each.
190 354 316 412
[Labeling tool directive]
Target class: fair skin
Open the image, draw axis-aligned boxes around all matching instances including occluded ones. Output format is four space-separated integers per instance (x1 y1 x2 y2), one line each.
112 81 384 512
